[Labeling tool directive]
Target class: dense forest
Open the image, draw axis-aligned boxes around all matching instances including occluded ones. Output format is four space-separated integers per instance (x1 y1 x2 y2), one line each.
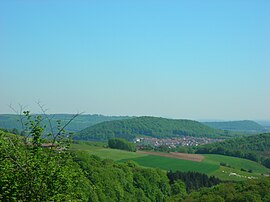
203 120 266 134
185 178 270 201
75 116 235 141
196 133 270 168
167 171 221 193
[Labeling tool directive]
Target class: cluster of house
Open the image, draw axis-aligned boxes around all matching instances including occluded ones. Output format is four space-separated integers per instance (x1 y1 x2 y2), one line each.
134 136 223 148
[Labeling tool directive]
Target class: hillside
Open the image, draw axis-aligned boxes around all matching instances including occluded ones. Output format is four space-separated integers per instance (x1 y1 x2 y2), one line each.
2 126 270 201
71 142 270 181
75 116 233 141
196 133 270 168
203 120 266 134
0 114 130 132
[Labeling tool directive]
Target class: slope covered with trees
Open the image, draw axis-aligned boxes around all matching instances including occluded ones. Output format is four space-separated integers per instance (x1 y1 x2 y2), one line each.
0 129 91 200
184 178 270 202
75 116 232 141
1 111 270 202
0 111 176 201
0 114 130 133
167 171 221 193
203 120 266 134
2 129 270 201
196 133 270 168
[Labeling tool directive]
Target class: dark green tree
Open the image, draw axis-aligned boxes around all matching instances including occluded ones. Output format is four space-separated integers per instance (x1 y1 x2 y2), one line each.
108 138 136 152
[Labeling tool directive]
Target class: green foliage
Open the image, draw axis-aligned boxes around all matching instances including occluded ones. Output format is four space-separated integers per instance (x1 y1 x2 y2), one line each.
196 133 270 168
203 120 266 134
0 127 20 135
76 116 233 141
262 158 270 169
73 151 172 202
171 180 187 199
108 138 136 152
0 114 130 133
167 171 221 193
184 178 270 202
0 112 92 201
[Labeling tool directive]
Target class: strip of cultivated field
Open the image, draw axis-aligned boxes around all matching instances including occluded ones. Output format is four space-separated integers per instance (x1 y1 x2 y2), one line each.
71 143 270 181
137 151 204 162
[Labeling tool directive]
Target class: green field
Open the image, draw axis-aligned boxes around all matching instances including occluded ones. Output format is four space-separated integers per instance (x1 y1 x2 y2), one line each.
202 154 270 181
203 154 269 174
71 143 270 181
119 155 219 174
71 143 146 161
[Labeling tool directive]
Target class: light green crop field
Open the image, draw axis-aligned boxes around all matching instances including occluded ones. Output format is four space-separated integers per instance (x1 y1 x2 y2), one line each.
202 154 270 181
70 143 146 161
71 143 270 181
203 154 270 174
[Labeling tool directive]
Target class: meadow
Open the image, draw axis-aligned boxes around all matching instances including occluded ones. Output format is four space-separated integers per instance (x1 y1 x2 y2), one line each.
71 142 270 181
71 142 146 161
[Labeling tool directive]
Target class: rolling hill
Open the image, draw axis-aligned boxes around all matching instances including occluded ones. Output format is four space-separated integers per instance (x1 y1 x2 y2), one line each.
71 142 270 181
203 120 266 134
75 116 234 141
0 114 130 133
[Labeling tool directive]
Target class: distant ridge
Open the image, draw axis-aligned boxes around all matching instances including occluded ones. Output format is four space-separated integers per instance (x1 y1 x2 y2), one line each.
0 114 130 132
202 120 266 134
75 116 234 141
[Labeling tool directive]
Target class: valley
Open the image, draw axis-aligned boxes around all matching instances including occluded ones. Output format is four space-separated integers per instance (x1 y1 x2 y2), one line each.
70 141 270 181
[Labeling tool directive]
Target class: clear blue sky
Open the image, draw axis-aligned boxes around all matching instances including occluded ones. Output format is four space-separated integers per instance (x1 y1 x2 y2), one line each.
0 0 269 120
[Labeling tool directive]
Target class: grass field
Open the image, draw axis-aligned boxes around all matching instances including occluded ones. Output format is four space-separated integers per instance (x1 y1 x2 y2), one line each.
71 143 146 161
202 154 270 181
119 155 219 174
71 143 270 181
203 154 269 174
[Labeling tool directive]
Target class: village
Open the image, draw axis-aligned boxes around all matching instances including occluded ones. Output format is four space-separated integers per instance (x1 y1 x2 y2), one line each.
134 136 223 148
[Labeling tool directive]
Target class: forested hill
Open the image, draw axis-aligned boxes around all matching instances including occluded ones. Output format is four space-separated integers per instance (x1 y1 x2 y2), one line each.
0 114 130 132
202 120 266 134
75 116 232 141
196 133 270 168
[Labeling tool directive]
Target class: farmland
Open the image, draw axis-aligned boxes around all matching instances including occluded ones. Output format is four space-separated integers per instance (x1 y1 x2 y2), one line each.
70 142 270 181
137 150 204 162
119 155 219 174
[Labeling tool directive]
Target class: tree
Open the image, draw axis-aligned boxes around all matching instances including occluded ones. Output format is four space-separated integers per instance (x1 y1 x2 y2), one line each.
108 138 136 152
0 110 92 201
171 180 187 199
262 158 270 169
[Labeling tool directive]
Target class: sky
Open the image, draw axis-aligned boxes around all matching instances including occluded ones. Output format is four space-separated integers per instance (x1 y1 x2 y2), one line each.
0 0 269 120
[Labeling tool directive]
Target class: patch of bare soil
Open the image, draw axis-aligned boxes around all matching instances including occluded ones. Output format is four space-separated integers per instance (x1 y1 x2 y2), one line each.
137 151 204 162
